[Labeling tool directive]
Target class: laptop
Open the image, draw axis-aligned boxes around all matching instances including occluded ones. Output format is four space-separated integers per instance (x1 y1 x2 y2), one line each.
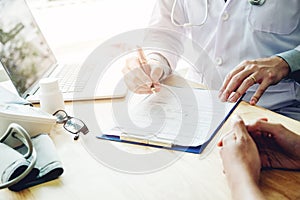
0 0 127 103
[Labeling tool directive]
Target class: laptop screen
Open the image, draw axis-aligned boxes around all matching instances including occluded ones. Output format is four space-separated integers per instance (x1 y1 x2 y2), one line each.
0 0 56 97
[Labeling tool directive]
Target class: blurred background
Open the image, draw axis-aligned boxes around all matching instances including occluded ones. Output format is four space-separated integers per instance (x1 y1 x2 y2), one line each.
26 0 156 63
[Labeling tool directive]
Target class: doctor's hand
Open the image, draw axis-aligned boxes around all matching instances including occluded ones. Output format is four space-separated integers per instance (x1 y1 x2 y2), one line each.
122 56 164 94
247 119 300 170
218 115 264 200
219 56 290 105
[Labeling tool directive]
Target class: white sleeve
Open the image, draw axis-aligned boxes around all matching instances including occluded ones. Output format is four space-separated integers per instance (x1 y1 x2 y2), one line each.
143 0 187 72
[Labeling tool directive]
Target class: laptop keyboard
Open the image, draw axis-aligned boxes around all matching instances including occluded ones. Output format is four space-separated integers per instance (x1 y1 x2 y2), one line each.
56 63 92 93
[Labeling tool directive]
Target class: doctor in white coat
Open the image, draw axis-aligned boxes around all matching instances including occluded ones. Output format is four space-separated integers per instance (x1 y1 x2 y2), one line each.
123 0 300 120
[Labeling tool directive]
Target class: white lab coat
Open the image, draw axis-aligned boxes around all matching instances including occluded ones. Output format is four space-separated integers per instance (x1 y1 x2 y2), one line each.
146 0 300 120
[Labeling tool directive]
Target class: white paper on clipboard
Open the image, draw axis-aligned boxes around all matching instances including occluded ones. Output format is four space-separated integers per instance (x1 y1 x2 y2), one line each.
105 85 236 147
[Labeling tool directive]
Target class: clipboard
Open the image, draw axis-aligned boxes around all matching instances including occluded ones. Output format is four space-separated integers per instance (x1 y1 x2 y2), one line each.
97 86 242 154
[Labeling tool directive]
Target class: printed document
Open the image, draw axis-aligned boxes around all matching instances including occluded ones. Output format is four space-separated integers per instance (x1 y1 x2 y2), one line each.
106 85 236 147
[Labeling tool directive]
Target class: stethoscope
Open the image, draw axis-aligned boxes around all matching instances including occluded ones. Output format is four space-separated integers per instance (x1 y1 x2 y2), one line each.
171 0 266 27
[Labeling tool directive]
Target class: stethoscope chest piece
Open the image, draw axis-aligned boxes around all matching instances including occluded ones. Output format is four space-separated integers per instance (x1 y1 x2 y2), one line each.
248 0 266 6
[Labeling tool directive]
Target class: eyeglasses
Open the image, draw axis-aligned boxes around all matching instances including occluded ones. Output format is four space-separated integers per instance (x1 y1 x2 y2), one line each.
53 110 89 140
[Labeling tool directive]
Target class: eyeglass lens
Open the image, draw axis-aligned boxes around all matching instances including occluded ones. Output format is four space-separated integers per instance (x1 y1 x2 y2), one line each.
54 110 68 123
64 118 85 134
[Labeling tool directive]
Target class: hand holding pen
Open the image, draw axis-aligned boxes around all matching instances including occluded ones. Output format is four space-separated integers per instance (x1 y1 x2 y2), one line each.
122 47 163 94
137 48 159 94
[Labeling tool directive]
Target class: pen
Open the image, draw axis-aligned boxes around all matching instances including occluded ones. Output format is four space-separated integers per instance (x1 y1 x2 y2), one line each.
137 47 156 94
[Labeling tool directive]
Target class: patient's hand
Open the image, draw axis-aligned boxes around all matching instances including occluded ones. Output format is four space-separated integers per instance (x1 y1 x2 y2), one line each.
247 119 300 170
218 115 265 200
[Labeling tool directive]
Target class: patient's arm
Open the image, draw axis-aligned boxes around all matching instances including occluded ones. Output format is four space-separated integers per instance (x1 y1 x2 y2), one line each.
218 115 265 200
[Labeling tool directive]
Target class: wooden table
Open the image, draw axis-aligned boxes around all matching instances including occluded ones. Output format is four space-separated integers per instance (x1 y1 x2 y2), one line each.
1 76 300 200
